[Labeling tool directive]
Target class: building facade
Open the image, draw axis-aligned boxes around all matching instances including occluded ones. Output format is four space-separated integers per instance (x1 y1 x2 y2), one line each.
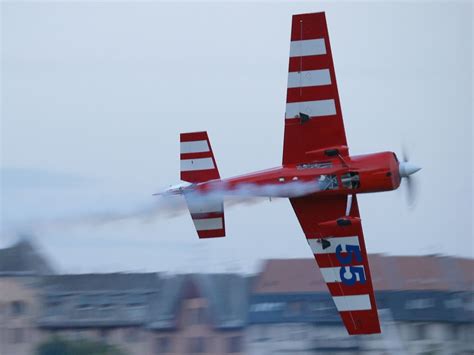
0 239 473 355
246 258 474 355
37 272 162 355
0 239 53 355
0 276 42 355
148 274 248 354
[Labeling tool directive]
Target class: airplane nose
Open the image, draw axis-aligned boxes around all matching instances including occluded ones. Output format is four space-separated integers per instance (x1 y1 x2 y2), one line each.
399 162 421 178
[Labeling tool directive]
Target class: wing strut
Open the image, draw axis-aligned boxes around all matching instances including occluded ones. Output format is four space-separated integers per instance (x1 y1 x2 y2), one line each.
345 194 354 216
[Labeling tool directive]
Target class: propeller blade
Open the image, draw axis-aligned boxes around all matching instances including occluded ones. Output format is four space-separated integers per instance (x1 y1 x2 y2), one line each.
402 144 409 163
399 144 420 208
405 175 418 207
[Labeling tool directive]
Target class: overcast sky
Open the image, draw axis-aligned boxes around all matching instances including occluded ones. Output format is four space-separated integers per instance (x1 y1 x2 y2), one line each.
1 1 472 274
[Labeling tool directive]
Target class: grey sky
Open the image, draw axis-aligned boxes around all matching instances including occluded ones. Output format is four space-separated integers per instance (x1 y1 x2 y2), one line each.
1 1 472 273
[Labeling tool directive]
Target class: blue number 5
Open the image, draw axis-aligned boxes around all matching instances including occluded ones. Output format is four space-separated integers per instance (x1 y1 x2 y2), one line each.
335 244 363 265
340 266 367 285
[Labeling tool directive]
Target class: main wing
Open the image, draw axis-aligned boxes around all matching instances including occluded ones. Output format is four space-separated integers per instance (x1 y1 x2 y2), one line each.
283 12 347 165
290 195 381 334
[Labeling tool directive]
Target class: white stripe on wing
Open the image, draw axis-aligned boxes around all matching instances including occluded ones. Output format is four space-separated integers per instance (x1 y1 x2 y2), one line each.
286 99 336 118
319 266 366 283
290 38 326 57
333 294 372 312
287 69 331 88
308 236 359 255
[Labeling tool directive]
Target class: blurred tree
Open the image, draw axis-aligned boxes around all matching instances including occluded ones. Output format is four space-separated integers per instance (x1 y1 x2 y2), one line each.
36 336 126 355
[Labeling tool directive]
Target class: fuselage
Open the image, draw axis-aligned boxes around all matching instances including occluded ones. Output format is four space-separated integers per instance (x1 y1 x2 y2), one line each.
180 151 401 198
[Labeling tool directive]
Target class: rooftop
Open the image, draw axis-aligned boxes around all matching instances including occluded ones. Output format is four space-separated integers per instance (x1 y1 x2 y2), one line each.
149 273 250 330
41 273 161 293
254 255 474 294
0 238 54 275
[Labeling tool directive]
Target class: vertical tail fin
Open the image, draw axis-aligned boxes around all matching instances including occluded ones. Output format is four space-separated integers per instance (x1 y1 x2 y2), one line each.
180 131 225 238
180 131 220 183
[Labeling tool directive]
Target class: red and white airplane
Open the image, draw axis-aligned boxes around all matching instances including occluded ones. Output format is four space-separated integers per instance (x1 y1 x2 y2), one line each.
162 12 421 335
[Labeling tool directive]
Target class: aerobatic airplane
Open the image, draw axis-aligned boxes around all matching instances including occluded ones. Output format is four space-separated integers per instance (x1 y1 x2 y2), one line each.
160 12 421 334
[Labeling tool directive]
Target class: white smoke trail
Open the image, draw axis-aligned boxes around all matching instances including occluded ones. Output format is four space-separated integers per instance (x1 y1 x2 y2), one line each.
181 179 322 202
5 180 323 235
4 196 185 236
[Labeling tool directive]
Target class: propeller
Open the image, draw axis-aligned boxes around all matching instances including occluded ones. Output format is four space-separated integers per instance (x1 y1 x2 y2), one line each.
399 146 421 207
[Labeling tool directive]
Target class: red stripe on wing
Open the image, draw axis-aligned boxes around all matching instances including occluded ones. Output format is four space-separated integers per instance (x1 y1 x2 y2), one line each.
287 86 335 103
288 55 332 72
314 253 363 268
326 282 372 297
290 12 328 41
340 309 381 335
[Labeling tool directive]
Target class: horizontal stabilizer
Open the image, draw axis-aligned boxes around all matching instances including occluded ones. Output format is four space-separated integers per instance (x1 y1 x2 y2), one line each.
180 131 220 183
185 195 225 238
180 131 225 238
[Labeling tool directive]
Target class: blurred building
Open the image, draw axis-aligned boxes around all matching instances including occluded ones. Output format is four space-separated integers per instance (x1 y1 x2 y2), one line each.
37 272 161 355
0 239 472 355
0 240 249 355
247 257 474 355
0 239 53 355
148 274 248 354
